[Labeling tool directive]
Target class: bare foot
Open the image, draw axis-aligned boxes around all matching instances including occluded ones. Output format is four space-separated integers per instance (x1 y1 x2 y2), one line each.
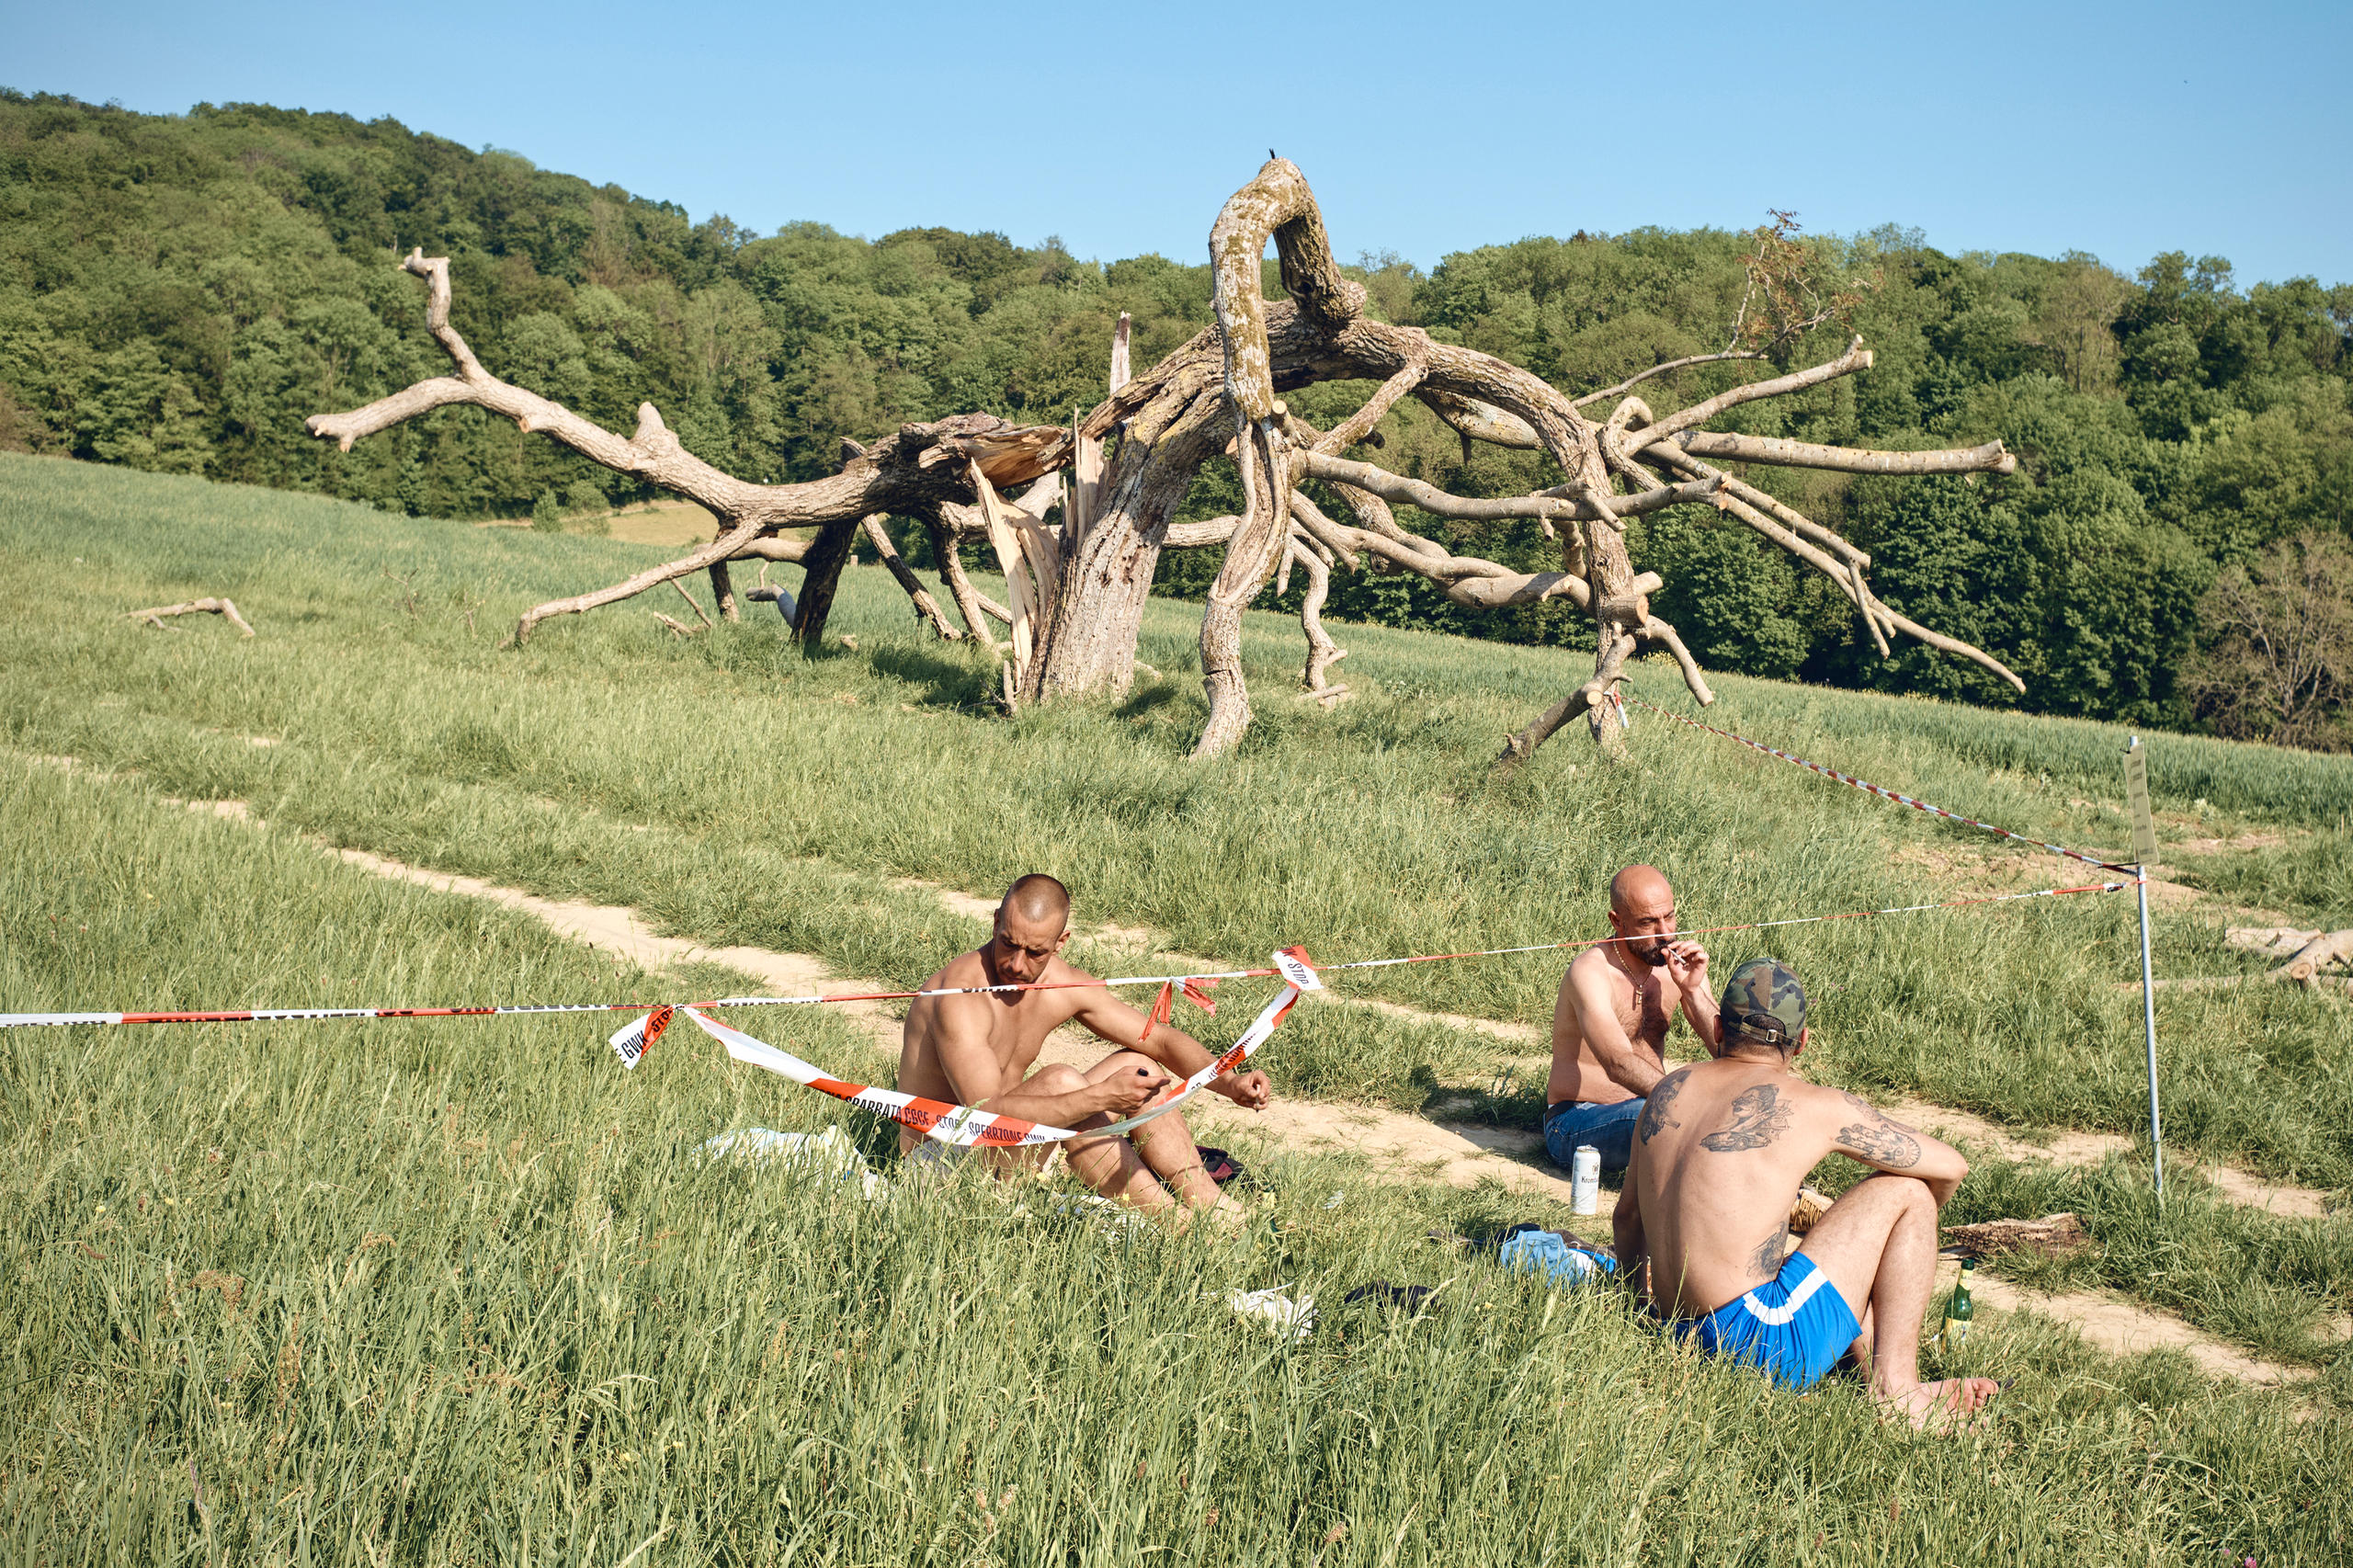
1165 1193 1251 1236
1881 1377 2002 1431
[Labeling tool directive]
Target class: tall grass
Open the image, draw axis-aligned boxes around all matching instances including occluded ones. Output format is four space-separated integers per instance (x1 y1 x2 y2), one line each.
4 761 2348 1563
3 456 2345 1189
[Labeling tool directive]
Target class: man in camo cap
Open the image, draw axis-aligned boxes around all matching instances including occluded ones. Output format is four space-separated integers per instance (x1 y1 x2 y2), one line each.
1613 959 1999 1427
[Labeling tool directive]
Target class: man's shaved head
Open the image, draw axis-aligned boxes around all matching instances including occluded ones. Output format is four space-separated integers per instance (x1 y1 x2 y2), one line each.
1610 864 1673 915
1002 873 1071 931
1607 864 1677 965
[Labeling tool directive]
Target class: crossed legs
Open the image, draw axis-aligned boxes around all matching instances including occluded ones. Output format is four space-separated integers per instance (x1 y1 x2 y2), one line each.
1798 1175 2000 1427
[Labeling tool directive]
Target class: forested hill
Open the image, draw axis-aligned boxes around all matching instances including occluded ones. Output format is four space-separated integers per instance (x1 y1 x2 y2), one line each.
3 91 2348 742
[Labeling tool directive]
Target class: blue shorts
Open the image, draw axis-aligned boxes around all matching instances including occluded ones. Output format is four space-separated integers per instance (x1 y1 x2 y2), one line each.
1543 1097 1644 1176
1675 1252 1861 1390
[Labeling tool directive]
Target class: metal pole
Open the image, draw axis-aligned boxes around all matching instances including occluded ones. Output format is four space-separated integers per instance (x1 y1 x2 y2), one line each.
2136 861 2163 1202
2125 736 2164 1203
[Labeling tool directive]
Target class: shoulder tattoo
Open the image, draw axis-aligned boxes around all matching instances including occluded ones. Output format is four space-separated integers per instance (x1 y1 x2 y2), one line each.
1835 1118 1923 1169
1637 1069 1691 1145
1700 1084 1791 1152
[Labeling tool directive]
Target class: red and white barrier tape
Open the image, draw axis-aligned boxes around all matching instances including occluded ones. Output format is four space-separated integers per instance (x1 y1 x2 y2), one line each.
1622 692 2134 873
615 958 1313 1148
0 999 647 1030
0 882 2132 1034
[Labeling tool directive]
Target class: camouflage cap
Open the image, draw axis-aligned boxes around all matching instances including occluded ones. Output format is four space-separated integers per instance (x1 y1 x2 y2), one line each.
1719 958 1807 1048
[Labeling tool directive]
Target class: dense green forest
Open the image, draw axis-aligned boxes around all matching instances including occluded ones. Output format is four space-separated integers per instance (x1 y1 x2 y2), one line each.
3 91 2347 743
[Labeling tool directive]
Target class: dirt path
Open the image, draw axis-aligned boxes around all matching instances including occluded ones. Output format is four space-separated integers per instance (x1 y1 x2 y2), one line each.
19 751 2330 1392
306 841 2331 1390
1928 1256 2312 1389
1885 1100 2333 1220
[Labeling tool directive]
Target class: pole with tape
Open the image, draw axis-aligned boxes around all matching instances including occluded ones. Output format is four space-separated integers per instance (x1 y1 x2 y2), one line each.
2123 736 2164 1203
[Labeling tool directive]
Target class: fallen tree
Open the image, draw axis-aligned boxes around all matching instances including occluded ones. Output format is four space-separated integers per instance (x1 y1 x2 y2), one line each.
310 165 2023 764
305 250 1071 653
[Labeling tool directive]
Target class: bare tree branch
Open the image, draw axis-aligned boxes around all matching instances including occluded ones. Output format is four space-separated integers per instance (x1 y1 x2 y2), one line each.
1413 388 1542 449
1196 157 1366 757
128 597 256 637
1637 617 1715 705
1313 355 1428 455
1670 430 2017 476
1301 452 1722 526
1287 536 1349 701
1631 336 1874 449
515 520 767 644
1644 444 2025 690
862 514 962 640
1496 633 1641 767
309 250 1070 645
708 558 740 622
926 513 1001 643
1569 350 1768 409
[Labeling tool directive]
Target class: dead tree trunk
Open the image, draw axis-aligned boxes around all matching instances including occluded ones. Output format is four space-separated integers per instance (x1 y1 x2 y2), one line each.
1037 160 2021 762
789 515 862 650
1027 360 1226 704
313 180 2025 768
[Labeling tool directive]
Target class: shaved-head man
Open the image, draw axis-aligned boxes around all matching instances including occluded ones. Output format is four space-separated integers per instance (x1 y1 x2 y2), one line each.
1543 865 1719 1177
894 873 1271 1221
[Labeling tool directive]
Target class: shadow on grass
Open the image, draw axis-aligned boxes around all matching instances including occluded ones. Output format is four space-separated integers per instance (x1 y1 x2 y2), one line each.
867 642 998 710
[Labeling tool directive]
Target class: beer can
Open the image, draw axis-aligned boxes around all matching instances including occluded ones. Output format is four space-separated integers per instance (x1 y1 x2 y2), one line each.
1571 1144 1601 1215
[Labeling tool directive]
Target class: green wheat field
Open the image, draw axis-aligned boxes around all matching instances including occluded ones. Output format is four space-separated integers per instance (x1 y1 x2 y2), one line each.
2 452 2348 1563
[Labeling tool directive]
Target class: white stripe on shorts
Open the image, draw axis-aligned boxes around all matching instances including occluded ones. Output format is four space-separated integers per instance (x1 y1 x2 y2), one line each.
1740 1262 1835 1326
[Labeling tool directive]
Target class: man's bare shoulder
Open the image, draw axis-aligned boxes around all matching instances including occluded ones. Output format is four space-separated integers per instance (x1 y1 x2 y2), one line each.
1563 945 1625 994
1020 954 1107 1020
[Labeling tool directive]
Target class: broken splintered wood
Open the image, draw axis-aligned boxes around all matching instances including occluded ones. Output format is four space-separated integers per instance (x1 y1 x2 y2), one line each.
1941 1213 2091 1260
128 598 256 638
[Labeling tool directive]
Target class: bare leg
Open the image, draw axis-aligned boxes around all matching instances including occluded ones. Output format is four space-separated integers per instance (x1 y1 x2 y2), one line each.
1799 1176 1999 1428
1007 1062 1179 1213
1085 1052 1224 1210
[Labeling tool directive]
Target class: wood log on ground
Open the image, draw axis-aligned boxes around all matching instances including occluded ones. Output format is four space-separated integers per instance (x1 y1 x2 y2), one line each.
129 598 256 637
2268 929 2353 986
1941 1212 2092 1260
2226 926 2325 957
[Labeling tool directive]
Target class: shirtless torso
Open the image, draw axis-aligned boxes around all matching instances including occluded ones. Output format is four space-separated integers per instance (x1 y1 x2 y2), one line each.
894 881 1270 1217
895 946 1158 1155
1612 958 1998 1426
1548 866 1718 1109
1547 944 1685 1106
1614 1058 1961 1315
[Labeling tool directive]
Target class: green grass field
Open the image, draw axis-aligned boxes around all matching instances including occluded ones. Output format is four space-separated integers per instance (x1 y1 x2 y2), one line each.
3 453 2350 1563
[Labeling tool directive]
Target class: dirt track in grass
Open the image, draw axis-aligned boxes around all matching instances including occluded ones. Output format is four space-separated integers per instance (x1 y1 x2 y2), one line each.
20 750 2336 1393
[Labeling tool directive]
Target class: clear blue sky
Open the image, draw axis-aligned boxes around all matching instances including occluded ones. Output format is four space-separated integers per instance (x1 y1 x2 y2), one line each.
9 0 2348 287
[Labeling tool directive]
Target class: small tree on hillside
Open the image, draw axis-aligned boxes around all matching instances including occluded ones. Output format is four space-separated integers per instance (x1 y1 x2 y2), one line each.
2184 530 2351 751
310 163 2024 764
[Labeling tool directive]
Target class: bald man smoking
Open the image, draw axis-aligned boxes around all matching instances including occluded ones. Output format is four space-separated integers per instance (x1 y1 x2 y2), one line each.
1543 864 1721 1176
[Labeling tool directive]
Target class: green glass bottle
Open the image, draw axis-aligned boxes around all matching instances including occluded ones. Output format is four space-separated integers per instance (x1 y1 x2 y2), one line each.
1941 1257 1976 1350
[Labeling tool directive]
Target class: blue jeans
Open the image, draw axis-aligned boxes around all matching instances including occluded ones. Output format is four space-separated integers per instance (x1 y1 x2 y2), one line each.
1543 1096 1644 1176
